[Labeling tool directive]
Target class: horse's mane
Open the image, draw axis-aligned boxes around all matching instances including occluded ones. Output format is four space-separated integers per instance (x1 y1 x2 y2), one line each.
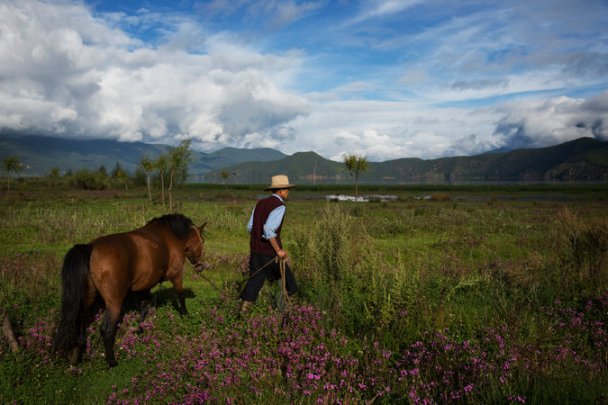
147 214 194 240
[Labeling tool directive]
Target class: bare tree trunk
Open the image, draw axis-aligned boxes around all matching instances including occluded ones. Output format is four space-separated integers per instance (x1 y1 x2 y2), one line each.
160 172 165 209
146 175 152 202
168 170 174 212
1 309 19 353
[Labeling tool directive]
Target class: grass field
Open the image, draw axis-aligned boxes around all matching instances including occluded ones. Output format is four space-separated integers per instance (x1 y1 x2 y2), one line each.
1 183 607 403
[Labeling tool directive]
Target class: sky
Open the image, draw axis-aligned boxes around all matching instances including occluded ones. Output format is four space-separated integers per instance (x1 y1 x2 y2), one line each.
1 0 607 161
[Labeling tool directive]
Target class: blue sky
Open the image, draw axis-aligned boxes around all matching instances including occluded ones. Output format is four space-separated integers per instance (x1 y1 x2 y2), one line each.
1 0 607 161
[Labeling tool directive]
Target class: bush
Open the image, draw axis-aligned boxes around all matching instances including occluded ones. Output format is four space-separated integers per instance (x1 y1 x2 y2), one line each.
69 169 109 190
293 205 420 343
430 192 451 201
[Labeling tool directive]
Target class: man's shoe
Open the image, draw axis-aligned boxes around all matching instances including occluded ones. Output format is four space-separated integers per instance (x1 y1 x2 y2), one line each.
239 300 253 317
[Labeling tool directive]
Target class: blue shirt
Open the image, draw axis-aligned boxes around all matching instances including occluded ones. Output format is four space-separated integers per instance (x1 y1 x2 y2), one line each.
247 194 286 240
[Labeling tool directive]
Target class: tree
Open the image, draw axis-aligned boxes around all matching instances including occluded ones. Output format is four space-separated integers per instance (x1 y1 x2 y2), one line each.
3 155 23 197
167 140 192 211
111 161 129 190
220 170 230 191
139 155 155 203
97 165 108 177
46 167 61 189
155 155 168 209
342 153 368 201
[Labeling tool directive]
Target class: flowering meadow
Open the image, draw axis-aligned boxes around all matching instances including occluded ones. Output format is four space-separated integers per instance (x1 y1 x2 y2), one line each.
1 185 607 403
9 293 608 403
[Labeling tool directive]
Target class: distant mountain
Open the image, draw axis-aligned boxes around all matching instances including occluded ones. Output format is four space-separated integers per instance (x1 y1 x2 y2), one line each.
211 147 287 164
207 151 347 185
2 133 607 183
206 137 608 184
0 134 286 180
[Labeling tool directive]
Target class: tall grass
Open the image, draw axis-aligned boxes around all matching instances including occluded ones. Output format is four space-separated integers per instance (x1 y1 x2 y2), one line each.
556 207 608 298
286 202 608 401
291 206 424 340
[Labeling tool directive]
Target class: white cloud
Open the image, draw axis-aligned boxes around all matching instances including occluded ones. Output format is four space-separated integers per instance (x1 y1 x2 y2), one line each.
197 0 323 29
351 0 426 23
376 2 608 104
289 90 608 161
0 0 607 163
493 93 608 148
0 0 309 150
286 99 501 161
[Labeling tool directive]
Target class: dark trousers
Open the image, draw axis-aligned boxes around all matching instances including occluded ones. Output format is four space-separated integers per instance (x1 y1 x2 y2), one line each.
240 253 298 302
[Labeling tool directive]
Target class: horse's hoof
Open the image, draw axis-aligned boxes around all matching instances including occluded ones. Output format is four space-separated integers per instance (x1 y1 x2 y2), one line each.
108 360 118 368
67 348 80 365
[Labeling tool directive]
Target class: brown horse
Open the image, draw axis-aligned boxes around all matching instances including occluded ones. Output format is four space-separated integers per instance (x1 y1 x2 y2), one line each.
52 214 206 368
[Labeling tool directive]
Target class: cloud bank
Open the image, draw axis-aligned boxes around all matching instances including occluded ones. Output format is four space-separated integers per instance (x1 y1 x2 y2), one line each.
0 0 310 151
0 0 607 161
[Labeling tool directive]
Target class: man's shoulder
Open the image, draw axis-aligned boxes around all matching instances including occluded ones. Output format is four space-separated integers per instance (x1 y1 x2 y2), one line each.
257 195 285 208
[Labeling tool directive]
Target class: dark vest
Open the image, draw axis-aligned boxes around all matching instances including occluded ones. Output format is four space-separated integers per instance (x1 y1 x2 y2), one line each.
250 195 285 255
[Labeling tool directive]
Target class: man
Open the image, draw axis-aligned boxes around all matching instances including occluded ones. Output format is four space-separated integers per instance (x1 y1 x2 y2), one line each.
240 174 298 312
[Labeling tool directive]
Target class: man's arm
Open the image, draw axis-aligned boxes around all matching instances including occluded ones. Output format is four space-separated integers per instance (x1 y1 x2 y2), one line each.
263 205 285 240
246 207 255 233
264 205 287 258
268 237 287 259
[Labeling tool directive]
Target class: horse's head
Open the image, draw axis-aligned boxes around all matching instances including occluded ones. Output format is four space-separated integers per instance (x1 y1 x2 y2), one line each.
186 222 208 272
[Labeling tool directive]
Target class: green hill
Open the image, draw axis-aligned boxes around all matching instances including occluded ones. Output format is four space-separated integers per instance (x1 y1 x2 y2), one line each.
0 134 286 180
2 133 606 184
206 137 608 184
210 152 347 185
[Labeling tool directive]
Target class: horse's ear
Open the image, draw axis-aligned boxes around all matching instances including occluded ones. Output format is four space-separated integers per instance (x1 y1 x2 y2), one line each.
199 222 207 232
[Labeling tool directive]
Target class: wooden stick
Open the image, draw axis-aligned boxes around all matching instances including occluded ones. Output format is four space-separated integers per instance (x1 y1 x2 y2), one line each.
1 309 20 353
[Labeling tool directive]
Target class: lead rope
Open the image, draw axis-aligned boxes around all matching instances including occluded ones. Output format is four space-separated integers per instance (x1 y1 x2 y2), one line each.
189 226 223 292
278 257 290 314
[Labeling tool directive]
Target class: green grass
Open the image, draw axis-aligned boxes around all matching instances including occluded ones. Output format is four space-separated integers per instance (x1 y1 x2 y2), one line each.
1 183 607 403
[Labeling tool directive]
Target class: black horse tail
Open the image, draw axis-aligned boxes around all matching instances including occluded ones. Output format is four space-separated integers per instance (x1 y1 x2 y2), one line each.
52 243 93 356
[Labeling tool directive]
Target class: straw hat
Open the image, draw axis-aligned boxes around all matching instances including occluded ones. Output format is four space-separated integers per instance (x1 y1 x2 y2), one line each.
265 174 295 190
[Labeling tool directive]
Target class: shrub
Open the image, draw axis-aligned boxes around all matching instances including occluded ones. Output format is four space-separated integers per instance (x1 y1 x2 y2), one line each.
69 169 109 190
430 192 451 201
293 205 420 343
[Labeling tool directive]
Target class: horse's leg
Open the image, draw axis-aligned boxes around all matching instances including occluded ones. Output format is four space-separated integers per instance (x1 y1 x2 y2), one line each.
71 314 88 364
101 303 122 368
68 327 83 365
137 289 152 334
170 278 187 316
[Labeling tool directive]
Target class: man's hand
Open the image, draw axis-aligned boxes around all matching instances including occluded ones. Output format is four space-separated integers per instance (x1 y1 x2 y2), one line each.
269 238 287 259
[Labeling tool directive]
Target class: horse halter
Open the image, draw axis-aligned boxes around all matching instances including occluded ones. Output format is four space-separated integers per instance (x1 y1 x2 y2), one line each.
188 225 206 272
